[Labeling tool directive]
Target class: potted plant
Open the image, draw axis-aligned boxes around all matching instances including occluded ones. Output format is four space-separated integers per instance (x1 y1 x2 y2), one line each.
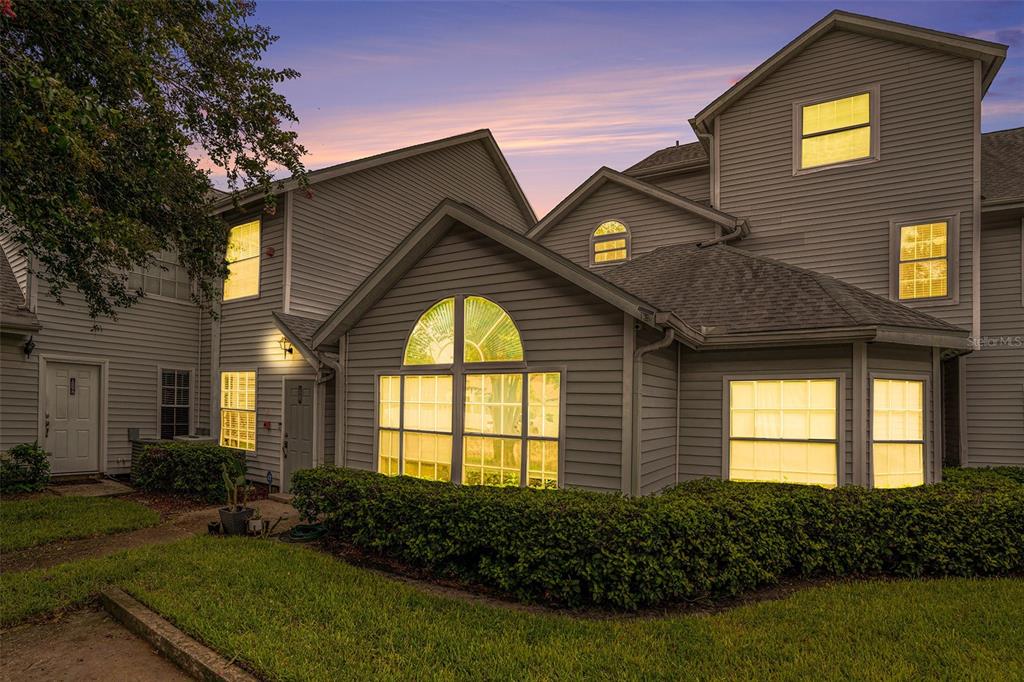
218 463 254 535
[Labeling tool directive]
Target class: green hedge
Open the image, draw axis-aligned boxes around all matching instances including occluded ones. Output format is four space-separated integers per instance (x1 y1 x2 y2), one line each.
1 442 51 494
291 467 1024 610
132 442 246 503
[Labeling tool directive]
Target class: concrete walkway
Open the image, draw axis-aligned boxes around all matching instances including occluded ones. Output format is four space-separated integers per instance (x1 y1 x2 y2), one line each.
2 498 299 573
1 608 190 682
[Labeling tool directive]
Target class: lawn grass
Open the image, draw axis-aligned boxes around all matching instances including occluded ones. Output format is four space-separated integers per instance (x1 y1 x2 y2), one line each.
3 536 1022 680
0 496 160 552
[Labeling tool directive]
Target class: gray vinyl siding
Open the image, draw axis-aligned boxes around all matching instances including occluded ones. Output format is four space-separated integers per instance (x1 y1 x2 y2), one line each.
716 29 975 330
538 181 717 269
866 343 940 482
966 214 1024 466
639 337 678 495
1 335 39 450
647 169 711 202
0 232 29 295
288 140 531 319
197 307 212 433
30 289 202 473
217 197 315 484
343 224 626 492
678 344 855 483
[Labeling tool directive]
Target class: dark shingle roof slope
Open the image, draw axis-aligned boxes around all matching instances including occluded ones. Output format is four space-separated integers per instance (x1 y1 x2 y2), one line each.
0 248 40 331
274 311 338 360
603 242 964 336
982 127 1024 202
626 141 707 175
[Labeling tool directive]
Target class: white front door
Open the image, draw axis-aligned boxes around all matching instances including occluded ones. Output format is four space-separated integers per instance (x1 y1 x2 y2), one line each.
44 362 101 474
283 379 314 492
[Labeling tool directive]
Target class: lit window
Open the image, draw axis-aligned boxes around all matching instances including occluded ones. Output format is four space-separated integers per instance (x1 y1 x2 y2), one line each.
898 221 949 300
129 250 192 301
223 220 260 300
220 371 256 451
403 298 455 365
378 297 560 488
728 379 838 487
872 379 925 488
377 374 453 482
160 369 191 439
592 220 629 265
464 296 524 363
799 92 873 169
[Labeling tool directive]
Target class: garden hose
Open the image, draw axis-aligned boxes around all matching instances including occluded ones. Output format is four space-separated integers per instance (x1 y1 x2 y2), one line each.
280 523 327 543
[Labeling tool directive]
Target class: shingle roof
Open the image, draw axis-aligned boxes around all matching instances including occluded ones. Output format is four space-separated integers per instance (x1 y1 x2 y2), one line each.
982 127 1024 202
603 242 964 337
274 311 338 360
625 141 707 175
0 247 40 331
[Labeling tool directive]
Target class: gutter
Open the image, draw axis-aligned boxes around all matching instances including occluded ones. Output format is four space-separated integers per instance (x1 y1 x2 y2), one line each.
630 328 675 496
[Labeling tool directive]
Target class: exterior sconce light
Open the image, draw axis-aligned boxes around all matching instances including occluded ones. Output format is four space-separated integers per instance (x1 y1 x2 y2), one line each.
278 336 294 359
23 335 35 359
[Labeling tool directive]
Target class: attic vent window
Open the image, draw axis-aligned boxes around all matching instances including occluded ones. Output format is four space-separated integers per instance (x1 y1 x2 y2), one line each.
591 220 630 266
795 89 878 172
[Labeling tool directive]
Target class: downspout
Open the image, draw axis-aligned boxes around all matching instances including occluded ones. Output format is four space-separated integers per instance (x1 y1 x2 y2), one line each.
631 328 675 496
697 218 749 248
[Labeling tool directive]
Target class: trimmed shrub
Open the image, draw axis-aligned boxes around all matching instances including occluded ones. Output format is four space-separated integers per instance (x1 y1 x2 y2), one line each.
132 441 246 503
942 466 1024 490
1 442 51 494
292 467 1024 610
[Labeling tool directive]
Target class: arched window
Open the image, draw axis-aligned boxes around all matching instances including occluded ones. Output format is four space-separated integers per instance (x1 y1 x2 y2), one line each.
591 220 629 266
377 295 560 489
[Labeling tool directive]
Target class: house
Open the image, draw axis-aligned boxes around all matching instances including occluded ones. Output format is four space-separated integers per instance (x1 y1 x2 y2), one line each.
1 11 1020 494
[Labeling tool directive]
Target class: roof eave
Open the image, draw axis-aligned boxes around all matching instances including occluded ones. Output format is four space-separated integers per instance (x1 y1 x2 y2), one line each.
625 157 709 180
698 324 970 350
272 311 341 372
207 130 536 226
313 200 669 349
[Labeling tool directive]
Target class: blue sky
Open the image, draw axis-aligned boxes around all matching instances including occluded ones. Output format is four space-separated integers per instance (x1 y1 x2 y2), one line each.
247 1 1024 214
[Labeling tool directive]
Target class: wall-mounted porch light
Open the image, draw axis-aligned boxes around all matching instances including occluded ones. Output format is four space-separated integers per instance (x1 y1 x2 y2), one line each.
23 335 35 358
278 336 294 359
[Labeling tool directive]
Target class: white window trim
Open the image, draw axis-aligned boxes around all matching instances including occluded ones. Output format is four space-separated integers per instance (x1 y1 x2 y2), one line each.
869 371 932 487
792 84 881 175
721 371 847 487
590 221 631 268
888 212 960 307
156 365 196 440
222 218 262 303
219 368 258 452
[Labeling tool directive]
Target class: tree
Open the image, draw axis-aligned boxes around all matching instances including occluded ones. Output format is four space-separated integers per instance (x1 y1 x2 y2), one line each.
0 0 307 319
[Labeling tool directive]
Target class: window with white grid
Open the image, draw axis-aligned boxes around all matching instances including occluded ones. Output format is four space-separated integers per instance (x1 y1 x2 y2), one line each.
220 371 256 451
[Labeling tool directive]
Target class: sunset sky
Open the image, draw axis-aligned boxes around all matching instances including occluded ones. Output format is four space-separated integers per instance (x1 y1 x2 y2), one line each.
245 1 1024 216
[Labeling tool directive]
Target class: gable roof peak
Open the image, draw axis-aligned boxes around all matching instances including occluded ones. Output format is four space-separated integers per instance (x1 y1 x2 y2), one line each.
691 10 1008 135
527 166 743 241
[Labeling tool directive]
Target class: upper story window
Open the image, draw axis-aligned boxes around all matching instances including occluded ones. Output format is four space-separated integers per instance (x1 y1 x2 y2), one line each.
796 89 877 171
898 221 948 300
129 250 191 302
591 220 630 266
223 220 260 301
379 295 560 489
891 216 957 304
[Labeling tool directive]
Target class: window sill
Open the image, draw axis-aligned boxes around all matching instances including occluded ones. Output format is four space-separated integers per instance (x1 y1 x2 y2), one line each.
222 293 261 304
793 155 879 176
894 295 959 309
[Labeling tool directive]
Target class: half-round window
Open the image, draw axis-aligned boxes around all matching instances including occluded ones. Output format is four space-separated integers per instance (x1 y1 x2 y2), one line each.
592 220 629 265
464 296 523 363
403 297 455 365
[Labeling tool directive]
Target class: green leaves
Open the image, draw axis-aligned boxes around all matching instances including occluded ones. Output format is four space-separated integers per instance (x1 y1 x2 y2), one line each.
1 0 307 318
291 467 1024 611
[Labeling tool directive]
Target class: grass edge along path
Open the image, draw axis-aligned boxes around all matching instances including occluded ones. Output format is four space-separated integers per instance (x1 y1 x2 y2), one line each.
0 496 161 553
2 536 1022 681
